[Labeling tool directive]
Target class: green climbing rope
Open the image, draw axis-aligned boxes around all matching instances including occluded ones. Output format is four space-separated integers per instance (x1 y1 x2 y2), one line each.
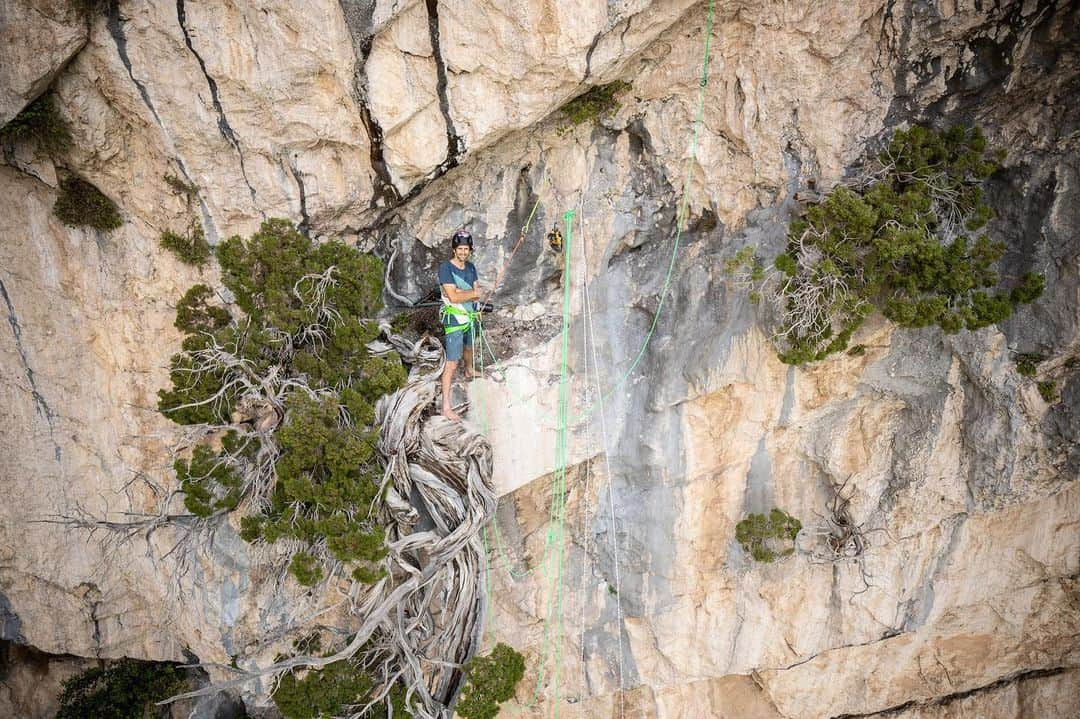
469 2 716 714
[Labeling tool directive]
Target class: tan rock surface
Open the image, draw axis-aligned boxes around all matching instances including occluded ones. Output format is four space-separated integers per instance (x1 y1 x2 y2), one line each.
0 0 1077 717
0 0 87 125
366 2 447 191
0 163 188 660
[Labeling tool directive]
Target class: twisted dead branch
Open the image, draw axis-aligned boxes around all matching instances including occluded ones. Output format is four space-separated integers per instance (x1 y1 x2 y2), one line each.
53 252 497 716
797 475 872 591
163 328 497 719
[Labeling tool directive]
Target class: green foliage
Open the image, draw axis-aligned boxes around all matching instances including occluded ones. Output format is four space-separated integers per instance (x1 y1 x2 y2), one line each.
273 659 371 719
289 551 324 587
1014 353 1044 378
1010 271 1045 304
456 643 526 719
174 284 230 334
272 657 406 719
241 393 389 580
164 173 199 203
174 442 244 517
53 176 123 231
0 94 71 156
215 219 385 335
735 508 802 563
68 0 109 15
774 252 797 276
56 659 186 719
763 125 1042 364
161 221 212 267
1037 380 1058 403
724 246 766 279
847 344 867 357
159 219 405 586
559 81 631 127
724 246 754 274
157 347 237 425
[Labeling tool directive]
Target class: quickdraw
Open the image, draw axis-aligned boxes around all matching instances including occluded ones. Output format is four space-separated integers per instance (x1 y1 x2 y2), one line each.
547 224 563 251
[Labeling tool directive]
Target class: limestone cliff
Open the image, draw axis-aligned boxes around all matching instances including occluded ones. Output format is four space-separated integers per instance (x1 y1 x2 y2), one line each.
0 0 1077 717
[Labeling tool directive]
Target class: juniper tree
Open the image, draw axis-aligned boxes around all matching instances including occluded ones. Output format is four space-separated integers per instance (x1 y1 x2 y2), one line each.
56 659 186 719
74 220 506 719
455 644 527 719
746 125 1044 364
158 218 405 587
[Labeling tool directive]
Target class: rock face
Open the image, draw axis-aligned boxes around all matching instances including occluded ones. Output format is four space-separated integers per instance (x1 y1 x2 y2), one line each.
1 0 1077 717
0 1 87 126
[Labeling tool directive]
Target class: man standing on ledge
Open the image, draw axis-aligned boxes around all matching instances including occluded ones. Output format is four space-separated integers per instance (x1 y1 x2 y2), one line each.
439 229 482 421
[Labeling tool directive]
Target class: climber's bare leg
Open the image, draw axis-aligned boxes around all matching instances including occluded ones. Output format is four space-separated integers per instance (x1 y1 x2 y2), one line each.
463 345 478 379
441 359 462 421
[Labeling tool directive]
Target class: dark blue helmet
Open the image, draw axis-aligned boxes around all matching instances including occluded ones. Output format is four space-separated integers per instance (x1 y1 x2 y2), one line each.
451 229 473 249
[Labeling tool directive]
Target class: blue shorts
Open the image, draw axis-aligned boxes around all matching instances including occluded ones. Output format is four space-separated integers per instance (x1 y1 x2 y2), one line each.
443 325 474 361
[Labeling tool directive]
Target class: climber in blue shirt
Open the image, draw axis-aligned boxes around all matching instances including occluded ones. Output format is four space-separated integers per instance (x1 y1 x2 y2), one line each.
438 229 482 420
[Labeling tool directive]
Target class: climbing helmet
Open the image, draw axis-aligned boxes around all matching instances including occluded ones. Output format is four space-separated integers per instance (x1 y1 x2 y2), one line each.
451 229 474 249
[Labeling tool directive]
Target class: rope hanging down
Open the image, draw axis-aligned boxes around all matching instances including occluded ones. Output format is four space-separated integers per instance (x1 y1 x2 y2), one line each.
471 0 715 431
566 1 714 426
467 1 715 714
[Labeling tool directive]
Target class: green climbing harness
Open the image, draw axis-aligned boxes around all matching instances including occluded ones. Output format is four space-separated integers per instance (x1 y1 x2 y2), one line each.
440 304 480 335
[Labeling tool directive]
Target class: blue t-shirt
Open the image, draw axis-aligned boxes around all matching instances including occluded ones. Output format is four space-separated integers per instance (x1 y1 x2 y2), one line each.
438 260 478 325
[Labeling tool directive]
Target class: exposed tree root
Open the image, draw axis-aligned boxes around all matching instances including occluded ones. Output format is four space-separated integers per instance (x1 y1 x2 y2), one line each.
161 327 498 719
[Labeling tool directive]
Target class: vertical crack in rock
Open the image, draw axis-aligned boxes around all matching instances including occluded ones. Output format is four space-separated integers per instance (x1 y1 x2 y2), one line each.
0 593 25 643
423 0 465 167
358 97 402 207
872 0 904 103
584 30 603 80
77 583 103 658
338 0 473 227
338 1 401 208
286 154 310 237
583 14 632 80
106 3 219 243
0 279 61 463
901 512 967 632
106 2 163 128
176 0 259 209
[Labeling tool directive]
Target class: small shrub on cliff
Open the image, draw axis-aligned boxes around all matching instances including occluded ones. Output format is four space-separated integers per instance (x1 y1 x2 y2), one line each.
175 441 244 517
67 0 109 16
158 219 405 586
272 658 370 719
0 93 71 156
160 221 211 267
559 81 631 127
735 508 802 563
1014 353 1044 378
56 658 186 719
272 656 406 719
1037 380 1058 403
455 643 526 719
163 173 199 202
742 125 1043 364
53 176 123 231
174 284 230 335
